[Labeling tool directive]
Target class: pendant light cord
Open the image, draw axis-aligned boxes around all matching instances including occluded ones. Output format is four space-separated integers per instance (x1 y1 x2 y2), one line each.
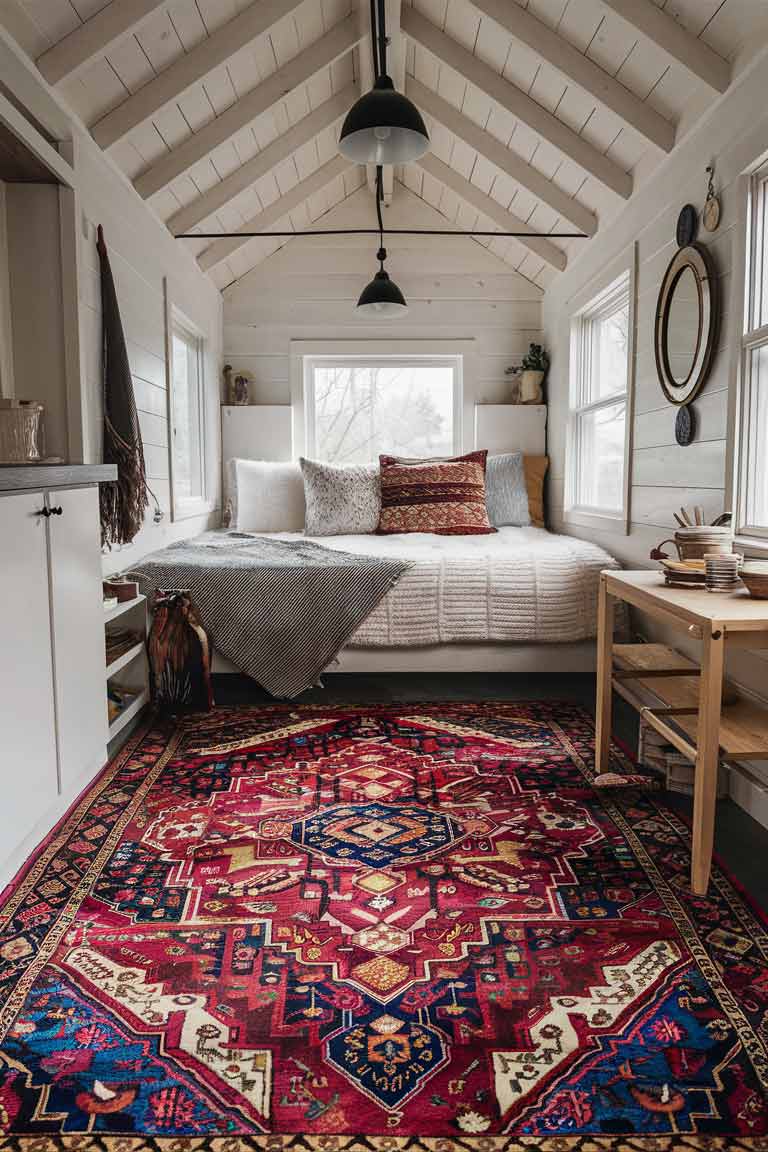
377 0 387 77
369 0 380 77
376 165 386 269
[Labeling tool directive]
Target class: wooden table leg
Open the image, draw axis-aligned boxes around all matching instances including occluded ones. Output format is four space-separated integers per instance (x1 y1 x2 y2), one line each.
691 625 725 894
595 574 615 777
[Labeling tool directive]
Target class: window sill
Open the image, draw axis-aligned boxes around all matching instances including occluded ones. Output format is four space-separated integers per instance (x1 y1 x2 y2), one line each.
734 534 768 558
564 508 628 534
171 498 215 524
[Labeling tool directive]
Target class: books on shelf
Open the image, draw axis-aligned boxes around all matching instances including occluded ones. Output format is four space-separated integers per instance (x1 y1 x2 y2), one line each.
105 628 142 666
639 719 728 798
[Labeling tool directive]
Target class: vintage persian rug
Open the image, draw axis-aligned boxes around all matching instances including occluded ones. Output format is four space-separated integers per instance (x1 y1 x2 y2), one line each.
1 702 767 1152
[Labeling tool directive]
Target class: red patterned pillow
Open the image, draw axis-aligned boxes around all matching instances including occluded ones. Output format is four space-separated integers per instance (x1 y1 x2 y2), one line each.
377 450 496 535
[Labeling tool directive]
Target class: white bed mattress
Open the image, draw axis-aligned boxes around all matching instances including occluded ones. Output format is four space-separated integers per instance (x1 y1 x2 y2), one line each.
266 527 620 648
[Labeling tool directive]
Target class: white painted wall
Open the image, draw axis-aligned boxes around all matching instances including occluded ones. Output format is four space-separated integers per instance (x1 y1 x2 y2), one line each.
542 47 768 817
222 182 543 452
5 182 68 457
0 182 14 398
70 130 223 575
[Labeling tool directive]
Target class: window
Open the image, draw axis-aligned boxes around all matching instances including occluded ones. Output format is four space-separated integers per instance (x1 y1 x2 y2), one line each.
303 356 461 463
738 161 768 538
567 271 632 525
169 313 207 519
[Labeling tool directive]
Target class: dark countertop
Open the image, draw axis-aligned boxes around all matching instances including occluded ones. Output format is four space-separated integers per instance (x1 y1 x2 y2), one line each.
0 463 118 491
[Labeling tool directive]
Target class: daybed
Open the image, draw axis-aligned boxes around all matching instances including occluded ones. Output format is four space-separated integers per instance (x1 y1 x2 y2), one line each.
209 525 620 677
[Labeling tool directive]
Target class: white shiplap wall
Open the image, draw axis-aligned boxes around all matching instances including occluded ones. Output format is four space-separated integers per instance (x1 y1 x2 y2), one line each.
542 47 768 822
71 130 224 576
223 181 543 447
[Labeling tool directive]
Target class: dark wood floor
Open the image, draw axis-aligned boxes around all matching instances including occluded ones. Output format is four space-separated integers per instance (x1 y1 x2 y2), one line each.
213 671 768 910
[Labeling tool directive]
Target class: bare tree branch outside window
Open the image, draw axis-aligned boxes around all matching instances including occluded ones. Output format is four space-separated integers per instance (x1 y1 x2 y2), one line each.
311 361 457 463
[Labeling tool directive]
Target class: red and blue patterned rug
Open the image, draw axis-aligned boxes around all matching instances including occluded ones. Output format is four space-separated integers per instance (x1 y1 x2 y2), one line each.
0 702 767 1151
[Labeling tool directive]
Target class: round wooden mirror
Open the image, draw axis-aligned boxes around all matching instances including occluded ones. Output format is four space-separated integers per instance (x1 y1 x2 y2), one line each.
654 243 717 406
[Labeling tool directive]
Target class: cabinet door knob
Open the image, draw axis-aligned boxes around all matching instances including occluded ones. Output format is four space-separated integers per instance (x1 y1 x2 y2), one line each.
52 506 63 516
37 507 51 518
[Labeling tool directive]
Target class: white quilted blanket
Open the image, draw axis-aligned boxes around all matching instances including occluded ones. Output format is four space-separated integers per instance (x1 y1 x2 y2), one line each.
268 527 620 648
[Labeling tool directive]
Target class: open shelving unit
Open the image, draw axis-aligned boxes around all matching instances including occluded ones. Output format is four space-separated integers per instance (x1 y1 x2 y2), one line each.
613 643 768 789
104 594 150 747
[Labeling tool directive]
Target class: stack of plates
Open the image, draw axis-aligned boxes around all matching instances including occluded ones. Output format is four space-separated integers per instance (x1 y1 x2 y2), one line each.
660 559 706 588
705 553 741 592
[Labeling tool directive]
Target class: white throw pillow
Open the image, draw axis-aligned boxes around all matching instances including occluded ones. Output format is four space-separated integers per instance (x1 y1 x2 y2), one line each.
300 458 381 535
485 452 531 527
234 459 305 532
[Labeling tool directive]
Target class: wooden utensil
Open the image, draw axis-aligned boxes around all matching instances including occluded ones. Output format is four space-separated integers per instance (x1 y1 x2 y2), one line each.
695 506 704 525
673 512 686 528
680 507 693 526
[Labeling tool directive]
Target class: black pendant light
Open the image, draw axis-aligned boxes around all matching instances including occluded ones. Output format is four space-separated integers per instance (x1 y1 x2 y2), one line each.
357 168 408 318
340 0 429 165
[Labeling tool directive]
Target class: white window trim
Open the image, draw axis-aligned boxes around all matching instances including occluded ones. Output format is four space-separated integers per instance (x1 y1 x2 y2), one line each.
564 245 637 535
731 156 768 554
289 339 473 461
165 291 213 523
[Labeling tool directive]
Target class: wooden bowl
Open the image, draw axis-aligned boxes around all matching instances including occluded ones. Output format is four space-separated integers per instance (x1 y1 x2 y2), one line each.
740 563 768 599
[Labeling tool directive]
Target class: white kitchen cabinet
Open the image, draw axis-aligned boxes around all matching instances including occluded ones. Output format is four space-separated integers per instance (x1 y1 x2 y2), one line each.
0 475 110 883
0 490 59 853
48 486 108 791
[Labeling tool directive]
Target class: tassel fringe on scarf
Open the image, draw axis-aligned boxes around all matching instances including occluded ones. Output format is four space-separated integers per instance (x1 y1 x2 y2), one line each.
97 224 149 548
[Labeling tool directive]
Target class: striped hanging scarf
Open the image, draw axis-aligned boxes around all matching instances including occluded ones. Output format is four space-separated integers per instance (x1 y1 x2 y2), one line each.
97 224 148 547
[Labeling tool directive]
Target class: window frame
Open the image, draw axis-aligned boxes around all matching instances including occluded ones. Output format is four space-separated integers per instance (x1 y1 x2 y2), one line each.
290 340 471 462
166 303 211 522
565 253 636 534
735 158 768 544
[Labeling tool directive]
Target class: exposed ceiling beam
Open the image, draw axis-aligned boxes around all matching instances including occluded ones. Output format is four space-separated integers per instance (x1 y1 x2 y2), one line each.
601 0 730 94
0 24 73 141
91 0 305 149
407 78 597 237
470 0 674 152
36 0 169 86
403 8 631 200
135 14 359 199
198 154 351 272
168 86 355 234
417 153 567 271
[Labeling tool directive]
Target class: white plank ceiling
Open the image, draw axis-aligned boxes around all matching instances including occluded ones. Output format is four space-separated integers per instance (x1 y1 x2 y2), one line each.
3 0 768 291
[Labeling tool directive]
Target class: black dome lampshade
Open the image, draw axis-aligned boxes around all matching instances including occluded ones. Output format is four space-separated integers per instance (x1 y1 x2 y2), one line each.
357 266 408 318
339 75 430 165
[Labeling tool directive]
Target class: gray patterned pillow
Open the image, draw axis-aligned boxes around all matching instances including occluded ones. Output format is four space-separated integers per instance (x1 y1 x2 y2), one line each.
485 452 531 527
300 458 381 536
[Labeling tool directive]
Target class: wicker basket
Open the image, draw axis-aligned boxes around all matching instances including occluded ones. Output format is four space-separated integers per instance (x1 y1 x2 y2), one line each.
0 403 44 463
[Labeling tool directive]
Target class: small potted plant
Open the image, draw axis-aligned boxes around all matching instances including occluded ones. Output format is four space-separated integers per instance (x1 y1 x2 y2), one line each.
520 343 549 404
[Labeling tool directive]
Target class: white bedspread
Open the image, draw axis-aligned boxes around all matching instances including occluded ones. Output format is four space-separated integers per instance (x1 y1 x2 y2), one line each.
267 527 619 648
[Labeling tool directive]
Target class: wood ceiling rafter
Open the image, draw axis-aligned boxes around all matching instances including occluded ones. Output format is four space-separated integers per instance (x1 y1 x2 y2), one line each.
600 0 731 94
402 7 632 201
406 78 597 238
90 0 307 149
9 0 743 289
135 13 361 201
470 0 675 153
417 152 567 272
36 0 169 87
198 153 352 272
168 84 356 235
